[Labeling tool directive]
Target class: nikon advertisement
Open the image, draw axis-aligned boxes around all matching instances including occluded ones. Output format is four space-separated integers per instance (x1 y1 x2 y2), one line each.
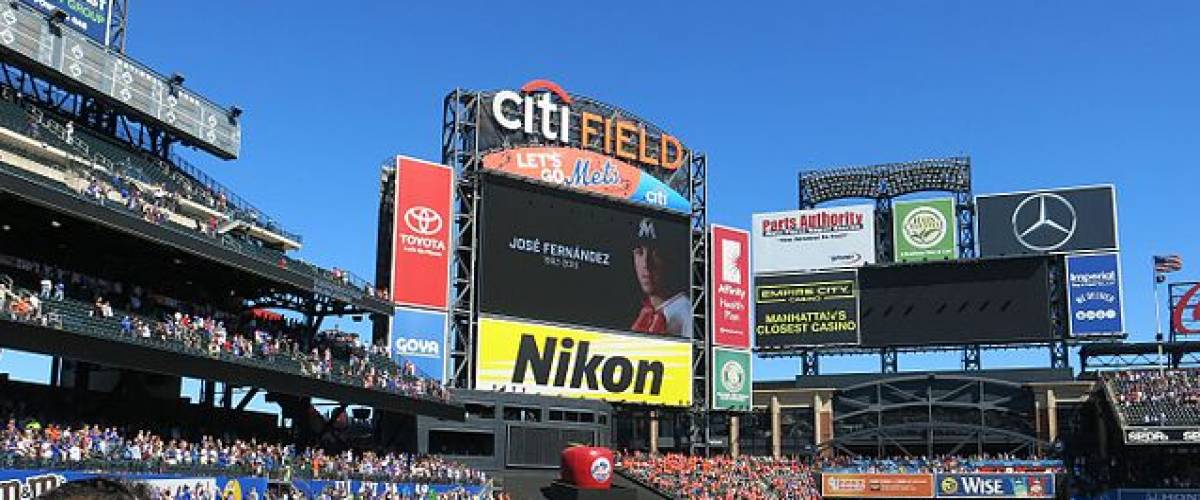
479 177 691 337
474 317 692 406
754 270 860 347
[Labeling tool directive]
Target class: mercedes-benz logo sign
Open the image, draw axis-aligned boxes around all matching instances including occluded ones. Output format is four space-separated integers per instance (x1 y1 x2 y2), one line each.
1011 193 1076 251
404 206 443 236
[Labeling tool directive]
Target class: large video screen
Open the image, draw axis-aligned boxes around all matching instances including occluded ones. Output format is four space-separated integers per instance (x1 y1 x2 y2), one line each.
858 256 1054 347
479 176 692 337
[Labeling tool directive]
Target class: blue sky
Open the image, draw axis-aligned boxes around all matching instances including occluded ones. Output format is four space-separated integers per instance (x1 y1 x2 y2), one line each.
5 1 1200 388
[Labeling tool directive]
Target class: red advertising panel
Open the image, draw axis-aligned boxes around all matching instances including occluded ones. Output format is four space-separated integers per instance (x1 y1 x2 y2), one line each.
822 473 935 498
711 225 751 348
391 157 453 310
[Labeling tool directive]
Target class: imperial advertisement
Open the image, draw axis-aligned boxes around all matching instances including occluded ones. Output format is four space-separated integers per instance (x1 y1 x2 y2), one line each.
752 205 876 274
482 146 690 213
479 177 691 338
474 317 692 406
754 270 860 348
893 198 958 263
710 225 751 348
1066 252 1124 337
390 157 453 310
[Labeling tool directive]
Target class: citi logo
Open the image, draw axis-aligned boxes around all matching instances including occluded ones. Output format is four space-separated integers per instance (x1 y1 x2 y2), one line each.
404 206 443 236
512 334 664 395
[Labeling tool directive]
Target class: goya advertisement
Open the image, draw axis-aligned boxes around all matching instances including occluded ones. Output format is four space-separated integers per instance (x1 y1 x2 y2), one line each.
474 317 692 407
894 198 958 263
482 146 689 213
754 270 860 348
935 473 1055 498
711 348 752 410
390 306 448 383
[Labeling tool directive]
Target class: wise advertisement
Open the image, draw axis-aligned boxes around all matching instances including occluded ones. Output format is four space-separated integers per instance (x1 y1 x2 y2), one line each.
754 271 860 348
710 225 751 348
711 348 752 410
474 317 692 407
1066 252 1124 336
391 157 454 310
482 146 690 213
822 473 934 498
935 473 1055 498
894 198 958 263
390 307 447 383
752 204 876 274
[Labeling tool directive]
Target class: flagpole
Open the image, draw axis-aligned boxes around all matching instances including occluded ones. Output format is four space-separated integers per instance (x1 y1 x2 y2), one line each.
1154 271 1165 372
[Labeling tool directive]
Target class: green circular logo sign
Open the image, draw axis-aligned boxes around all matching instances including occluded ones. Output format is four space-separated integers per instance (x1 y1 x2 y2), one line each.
902 206 948 249
721 359 745 393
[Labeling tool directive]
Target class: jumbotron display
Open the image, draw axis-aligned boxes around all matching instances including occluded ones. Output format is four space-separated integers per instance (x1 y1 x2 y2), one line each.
478 176 691 338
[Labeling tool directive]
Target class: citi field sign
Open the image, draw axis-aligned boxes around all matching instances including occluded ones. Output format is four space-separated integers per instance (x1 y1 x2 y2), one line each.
484 80 691 212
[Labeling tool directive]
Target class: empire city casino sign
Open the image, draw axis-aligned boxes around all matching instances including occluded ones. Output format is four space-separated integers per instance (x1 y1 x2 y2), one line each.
484 80 691 212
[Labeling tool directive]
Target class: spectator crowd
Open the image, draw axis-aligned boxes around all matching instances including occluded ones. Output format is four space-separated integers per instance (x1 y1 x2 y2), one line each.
617 452 821 500
0 414 488 489
1106 368 1200 426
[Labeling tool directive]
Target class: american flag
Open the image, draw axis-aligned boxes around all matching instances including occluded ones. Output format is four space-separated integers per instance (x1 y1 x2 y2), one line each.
1154 254 1183 274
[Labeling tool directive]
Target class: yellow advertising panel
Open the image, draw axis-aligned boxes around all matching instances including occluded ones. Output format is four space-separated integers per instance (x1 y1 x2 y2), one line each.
475 317 692 407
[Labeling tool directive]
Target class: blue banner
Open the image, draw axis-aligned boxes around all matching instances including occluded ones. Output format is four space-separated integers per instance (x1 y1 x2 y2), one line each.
1067 252 1124 336
391 306 448 383
935 473 1055 498
0 469 485 499
1097 490 1200 500
18 0 112 45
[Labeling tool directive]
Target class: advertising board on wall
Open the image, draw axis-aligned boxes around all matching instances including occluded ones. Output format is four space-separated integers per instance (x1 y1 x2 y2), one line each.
478 178 691 338
1170 282 1200 336
754 270 860 348
710 225 751 348
1123 428 1200 445
19 0 113 46
482 146 690 213
390 307 447 383
390 157 454 310
976 185 1118 257
752 205 876 274
821 473 934 498
893 198 958 263
474 317 692 407
934 473 1055 498
1066 252 1124 336
711 348 751 410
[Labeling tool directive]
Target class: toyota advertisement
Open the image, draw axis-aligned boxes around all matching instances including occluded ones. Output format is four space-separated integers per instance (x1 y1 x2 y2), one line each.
754 270 860 348
390 157 453 310
482 146 690 213
1066 252 1124 337
478 177 691 337
474 316 692 406
710 225 751 348
976 185 1117 257
390 307 448 383
752 205 876 274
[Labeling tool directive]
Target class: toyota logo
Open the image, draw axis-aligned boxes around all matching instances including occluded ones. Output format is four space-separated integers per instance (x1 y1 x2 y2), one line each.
404 206 443 236
1012 193 1076 251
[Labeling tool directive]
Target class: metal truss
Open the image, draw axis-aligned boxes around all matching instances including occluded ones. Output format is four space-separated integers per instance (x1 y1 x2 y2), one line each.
880 347 899 373
109 0 129 52
1080 342 1200 370
689 150 710 452
441 89 482 389
830 374 1043 457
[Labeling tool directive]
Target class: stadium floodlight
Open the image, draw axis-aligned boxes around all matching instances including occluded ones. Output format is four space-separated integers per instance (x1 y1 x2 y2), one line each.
169 73 186 86
801 157 971 206
228 105 243 123
48 8 66 24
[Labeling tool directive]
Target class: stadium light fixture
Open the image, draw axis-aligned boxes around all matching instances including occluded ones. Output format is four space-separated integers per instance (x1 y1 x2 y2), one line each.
48 9 67 24
169 73 186 86
228 106 243 123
